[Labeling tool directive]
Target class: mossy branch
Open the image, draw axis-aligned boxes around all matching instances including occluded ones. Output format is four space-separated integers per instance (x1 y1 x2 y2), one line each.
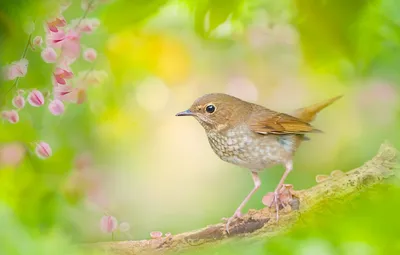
82 142 399 255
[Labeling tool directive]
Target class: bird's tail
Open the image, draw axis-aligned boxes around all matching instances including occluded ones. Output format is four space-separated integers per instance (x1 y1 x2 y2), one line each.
292 95 343 123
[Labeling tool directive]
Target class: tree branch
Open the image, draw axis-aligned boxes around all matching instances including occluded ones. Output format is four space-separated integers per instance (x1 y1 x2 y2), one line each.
83 142 399 255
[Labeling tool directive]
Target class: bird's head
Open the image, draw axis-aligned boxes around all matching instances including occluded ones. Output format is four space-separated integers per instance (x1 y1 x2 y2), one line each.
176 93 251 132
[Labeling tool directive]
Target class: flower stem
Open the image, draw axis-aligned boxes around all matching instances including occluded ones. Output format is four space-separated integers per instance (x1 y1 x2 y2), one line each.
75 0 96 28
1 33 33 105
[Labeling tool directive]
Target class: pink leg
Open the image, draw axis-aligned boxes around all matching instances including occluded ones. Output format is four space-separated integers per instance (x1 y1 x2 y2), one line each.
225 171 261 234
269 161 293 220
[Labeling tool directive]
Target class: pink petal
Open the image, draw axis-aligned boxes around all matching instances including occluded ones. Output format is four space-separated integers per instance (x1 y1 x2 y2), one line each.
33 36 43 47
2 110 19 124
262 192 275 207
48 99 65 116
150 231 163 239
12 95 25 109
48 24 58 33
0 143 26 167
28 90 45 107
35 141 52 159
46 30 66 48
53 84 73 100
72 18 100 34
5 59 29 80
9 110 19 124
61 31 81 59
55 76 66 85
47 15 66 33
53 68 73 85
83 48 97 62
100 216 118 233
41 47 58 63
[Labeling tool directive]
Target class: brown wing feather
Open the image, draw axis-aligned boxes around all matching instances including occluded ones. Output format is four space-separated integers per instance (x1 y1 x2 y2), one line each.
247 107 320 135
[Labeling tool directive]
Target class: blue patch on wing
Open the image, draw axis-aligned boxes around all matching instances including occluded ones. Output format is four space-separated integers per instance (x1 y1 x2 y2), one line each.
277 135 294 152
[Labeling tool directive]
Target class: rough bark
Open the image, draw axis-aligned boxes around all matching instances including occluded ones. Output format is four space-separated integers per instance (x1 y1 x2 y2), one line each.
83 142 399 255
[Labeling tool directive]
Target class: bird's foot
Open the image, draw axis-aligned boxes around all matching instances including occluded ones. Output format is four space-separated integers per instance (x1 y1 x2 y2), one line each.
222 210 242 234
262 184 294 221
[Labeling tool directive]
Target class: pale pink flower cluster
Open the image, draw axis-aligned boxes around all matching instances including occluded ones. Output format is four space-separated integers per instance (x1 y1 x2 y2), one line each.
100 215 118 233
99 214 132 240
1 1 108 160
2 59 29 81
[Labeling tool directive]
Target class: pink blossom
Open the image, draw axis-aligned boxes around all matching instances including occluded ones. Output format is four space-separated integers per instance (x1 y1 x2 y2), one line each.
100 216 118 233
12 95 25 109
77 70 107 87
46 15 66 33
33 36 43 47
46 30 66 48
119 222 130 232
83 48 97 62
262 192 274 207
53 84 73 100
9 110 20 124
8 110 19 124
150 231 163 239
41 48 58 63
35 141 52 159
57 88 87 104
0 143 25 167
28 90 45 107
3 59 29 80
1 110 19 124
48 99 65 116
61 30 81 59
72 18 100 34
54 68 73 85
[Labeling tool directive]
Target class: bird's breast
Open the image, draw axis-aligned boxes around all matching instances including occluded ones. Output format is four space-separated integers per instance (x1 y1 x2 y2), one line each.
206 124 295 170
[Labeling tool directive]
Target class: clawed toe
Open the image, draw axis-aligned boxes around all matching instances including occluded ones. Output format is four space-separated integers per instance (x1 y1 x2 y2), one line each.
223 211 242 234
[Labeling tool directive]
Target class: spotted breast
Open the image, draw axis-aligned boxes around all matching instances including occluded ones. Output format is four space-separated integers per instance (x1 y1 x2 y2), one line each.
206 123 297 171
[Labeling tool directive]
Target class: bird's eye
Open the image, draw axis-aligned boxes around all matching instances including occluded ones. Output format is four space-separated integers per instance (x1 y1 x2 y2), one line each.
205 104 216 113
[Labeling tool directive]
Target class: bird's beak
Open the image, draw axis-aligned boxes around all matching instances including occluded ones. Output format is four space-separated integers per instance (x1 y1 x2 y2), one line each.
175 109 195 116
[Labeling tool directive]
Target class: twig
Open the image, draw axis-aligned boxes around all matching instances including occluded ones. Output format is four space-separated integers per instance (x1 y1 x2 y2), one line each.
75 0 96 29
81 142 399 255
1 33 33 104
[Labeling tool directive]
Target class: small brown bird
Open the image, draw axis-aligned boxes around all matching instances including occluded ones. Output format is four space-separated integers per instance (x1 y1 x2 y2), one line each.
176 93 341 233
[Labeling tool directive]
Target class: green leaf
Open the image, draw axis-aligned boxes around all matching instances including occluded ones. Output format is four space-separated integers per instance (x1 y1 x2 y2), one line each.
193 0 244 39
101 0 169 33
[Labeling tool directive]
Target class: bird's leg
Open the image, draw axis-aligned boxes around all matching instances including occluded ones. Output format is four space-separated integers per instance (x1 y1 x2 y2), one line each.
269 161 293 221
224 171 261 234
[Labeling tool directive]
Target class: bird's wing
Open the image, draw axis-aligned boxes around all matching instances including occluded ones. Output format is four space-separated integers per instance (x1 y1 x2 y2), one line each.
247 107 320 135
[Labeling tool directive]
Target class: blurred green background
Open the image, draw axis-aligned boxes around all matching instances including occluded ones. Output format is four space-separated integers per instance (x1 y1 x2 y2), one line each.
0 0 399 254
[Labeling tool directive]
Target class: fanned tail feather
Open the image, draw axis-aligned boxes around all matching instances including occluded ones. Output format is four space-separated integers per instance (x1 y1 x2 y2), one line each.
293 95 343 123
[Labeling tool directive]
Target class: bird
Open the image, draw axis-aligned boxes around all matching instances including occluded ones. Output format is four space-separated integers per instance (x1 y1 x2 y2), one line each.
175 93 342 233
